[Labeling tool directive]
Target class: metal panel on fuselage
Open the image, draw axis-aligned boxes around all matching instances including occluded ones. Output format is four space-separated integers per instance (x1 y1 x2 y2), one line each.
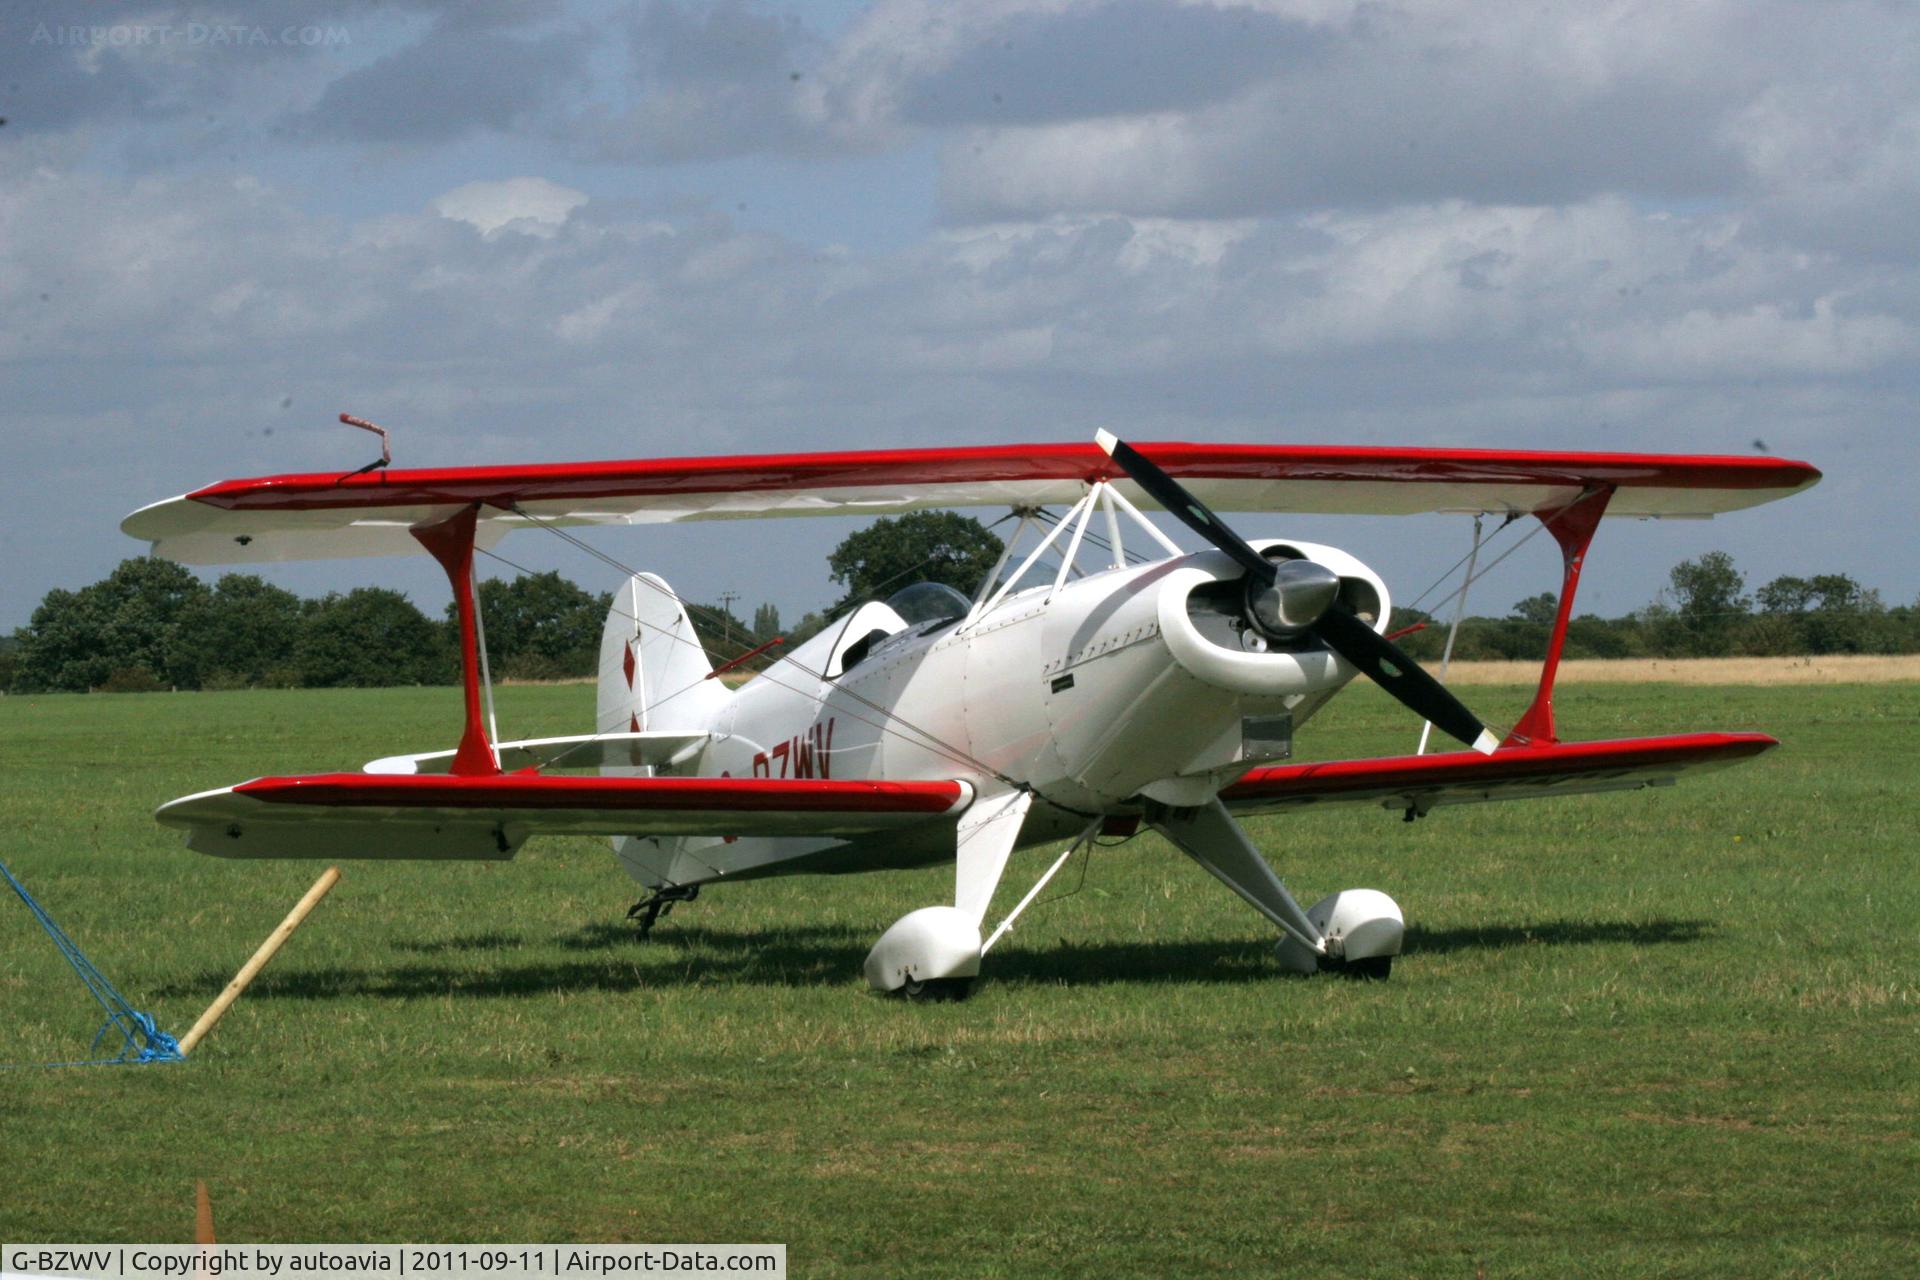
1037 563 1233 808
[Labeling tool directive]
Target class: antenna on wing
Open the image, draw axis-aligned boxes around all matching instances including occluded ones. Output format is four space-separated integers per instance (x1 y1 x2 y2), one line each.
338 412 392 477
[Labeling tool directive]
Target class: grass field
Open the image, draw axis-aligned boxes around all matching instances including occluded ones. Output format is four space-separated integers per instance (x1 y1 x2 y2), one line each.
2 679 1915 1276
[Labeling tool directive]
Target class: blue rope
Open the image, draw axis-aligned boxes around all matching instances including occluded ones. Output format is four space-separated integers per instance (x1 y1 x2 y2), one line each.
1 859 183 1067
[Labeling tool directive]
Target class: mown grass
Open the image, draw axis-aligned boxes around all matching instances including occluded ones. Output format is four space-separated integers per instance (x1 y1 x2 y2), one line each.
2 680 1915 1277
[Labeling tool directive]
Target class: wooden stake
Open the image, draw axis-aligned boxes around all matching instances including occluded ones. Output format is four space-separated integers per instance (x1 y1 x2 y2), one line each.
180 867 342 1057
195 1180 216 1244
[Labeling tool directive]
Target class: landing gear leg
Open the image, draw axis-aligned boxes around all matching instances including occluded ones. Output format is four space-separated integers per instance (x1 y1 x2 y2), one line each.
864 790 1034 995
627 884 699 937
1153 800 1405 978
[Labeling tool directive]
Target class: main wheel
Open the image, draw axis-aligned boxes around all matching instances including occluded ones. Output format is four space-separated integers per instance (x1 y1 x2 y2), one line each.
901 976 973 1002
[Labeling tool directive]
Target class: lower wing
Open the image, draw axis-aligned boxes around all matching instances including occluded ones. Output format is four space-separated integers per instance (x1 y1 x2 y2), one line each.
1221 733 1774 817
158 773 975 860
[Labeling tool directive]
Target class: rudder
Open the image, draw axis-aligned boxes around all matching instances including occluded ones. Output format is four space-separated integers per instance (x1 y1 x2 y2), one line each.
596 574 733 891
596 573 732 740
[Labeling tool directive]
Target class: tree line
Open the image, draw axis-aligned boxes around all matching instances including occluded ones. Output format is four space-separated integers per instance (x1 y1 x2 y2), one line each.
1392 551 1918 664
3 520 1912 694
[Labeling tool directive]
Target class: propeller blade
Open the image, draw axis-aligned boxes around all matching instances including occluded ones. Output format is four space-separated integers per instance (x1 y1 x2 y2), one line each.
1314 606 1499 755
1094 430 1497 755
1096 429 1273 581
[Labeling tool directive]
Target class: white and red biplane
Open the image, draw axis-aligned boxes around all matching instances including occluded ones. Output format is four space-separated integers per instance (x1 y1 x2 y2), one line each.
124 431 1818 996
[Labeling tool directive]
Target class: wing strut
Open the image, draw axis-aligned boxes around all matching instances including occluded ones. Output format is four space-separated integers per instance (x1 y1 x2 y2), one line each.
1416 514 1486 756
410 504 501 777
1504 486 1613 748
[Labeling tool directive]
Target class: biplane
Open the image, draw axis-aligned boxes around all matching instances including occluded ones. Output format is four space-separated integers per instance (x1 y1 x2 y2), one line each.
123 428 1818 996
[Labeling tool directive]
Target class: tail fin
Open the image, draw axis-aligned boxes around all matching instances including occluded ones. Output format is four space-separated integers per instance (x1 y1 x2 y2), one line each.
597 574 733 891
596 573 733 741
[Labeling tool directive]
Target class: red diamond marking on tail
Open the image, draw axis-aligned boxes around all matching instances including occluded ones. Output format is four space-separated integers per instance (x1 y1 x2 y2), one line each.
622 641 636 689
629 712 640 734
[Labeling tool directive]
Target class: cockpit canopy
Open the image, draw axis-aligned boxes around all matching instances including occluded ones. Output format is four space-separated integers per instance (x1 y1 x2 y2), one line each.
831 582 973 675
884 581 971 627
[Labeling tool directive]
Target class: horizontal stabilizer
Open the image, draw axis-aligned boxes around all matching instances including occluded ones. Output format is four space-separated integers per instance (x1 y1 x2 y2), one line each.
158 773 974 860
365 731 709 775
1222 733 1775 816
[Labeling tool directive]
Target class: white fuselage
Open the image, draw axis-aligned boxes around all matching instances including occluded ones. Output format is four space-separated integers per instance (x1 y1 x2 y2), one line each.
614 540 1390 888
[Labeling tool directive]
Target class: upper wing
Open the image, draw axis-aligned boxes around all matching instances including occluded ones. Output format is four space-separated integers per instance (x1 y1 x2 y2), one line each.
1221 733 1775 817
124 441 1820 564
158 772 974 860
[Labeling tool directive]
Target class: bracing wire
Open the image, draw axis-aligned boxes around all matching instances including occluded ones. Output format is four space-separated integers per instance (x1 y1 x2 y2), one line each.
1030 505 1154 569
1401 490 1603 620
1402 512 1527 616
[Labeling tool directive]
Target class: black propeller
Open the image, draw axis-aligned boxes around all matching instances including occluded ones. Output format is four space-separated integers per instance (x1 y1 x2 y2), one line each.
1096 430 1498 755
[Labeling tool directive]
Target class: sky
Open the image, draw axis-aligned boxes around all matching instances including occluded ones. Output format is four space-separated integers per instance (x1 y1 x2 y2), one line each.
3 0 1916 634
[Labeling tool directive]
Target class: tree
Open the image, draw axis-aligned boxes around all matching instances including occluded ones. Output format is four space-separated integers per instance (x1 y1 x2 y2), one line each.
169 574 305 688
1755 575 1816 615
1565 614 1639 658
467 572 607 679
11 557 209 692
1664 551 1747 656
753 602 781 637
827 512 1004 608
296 588 452 688
1754 572 1884 653
1509 592 1559 626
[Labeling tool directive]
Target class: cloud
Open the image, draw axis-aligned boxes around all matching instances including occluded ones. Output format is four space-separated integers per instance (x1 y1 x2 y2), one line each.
23 0 1920 241
431 177 588 236
1578 298 1916 381
887 0 1330 128
8 165 1911 455
564 0 827 163
0 1 380 132
927 0 1757 219
769 0 1920 230
295 7 590 144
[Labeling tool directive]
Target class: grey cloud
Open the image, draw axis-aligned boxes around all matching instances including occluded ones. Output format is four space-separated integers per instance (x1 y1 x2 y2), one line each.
0 0 567 159
796 0 1919 230
934 10 1761 219
8 166 1909 421
566 0 825 163
893 0 1330 128
0 24 154 130
282 1 824 160
297 16 591 143
0 2 375 131
627 0 812 87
